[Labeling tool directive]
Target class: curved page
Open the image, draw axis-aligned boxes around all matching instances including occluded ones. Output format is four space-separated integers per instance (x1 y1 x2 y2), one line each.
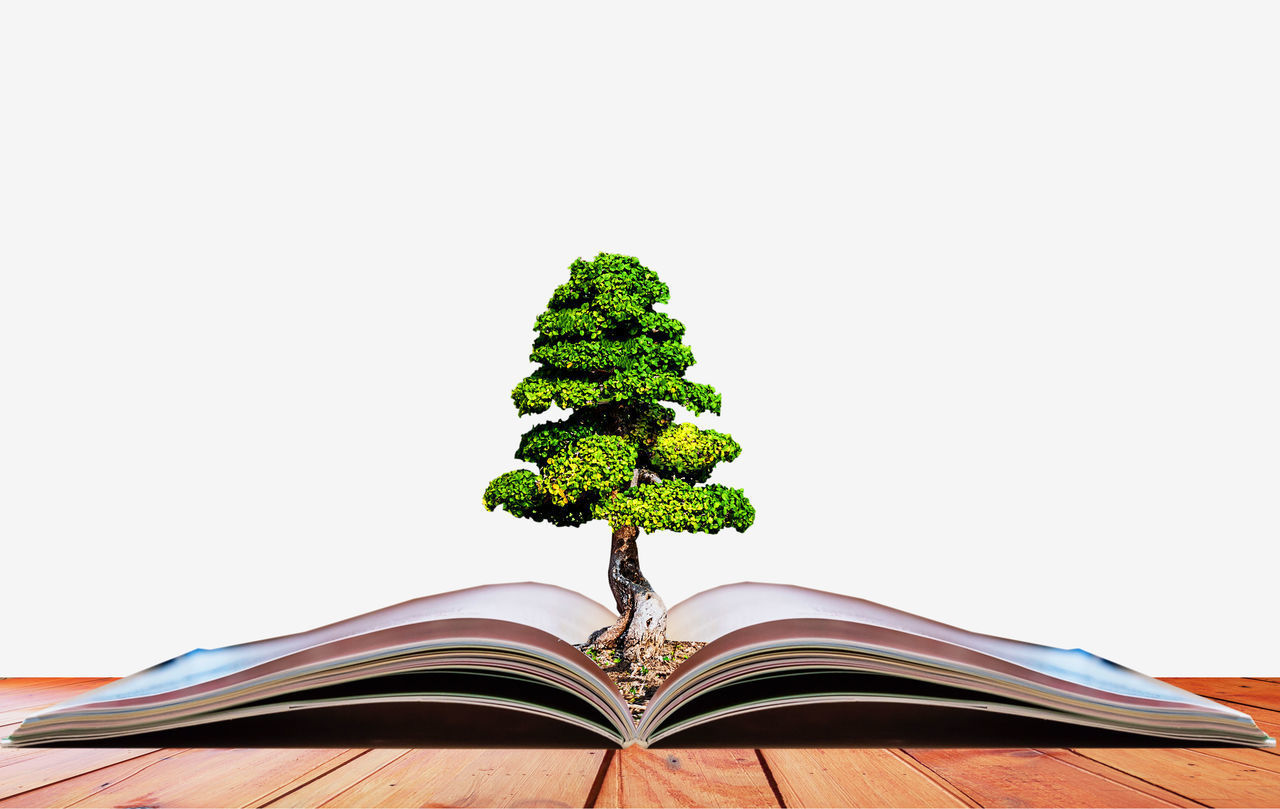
668 582 1222 707
8 617 632 747
43 583 615 709
641 617 1271 747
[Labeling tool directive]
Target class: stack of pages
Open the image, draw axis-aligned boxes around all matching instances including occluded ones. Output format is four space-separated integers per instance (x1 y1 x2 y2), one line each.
6 582 1272 748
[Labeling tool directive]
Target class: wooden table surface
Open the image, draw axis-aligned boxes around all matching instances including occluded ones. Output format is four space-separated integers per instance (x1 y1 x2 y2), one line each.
2 677 1278 807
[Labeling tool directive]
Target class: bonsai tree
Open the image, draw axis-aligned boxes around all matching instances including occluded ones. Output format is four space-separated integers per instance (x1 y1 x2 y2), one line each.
483 253 755 666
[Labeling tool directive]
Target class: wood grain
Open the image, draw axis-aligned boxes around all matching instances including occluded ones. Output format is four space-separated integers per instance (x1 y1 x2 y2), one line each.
0 748 356 808
0 679 112 694
0 748 159 800
762 748 973 808
903 748 1197 808
1073 747 1280 808
0 679 114 726
305 748 606 808
595 747 779 808
1183 746 1280 772
249 749 369 807
0 749 188 808
1036 750 1204 806
258 750 409 808
1162 678 1280 713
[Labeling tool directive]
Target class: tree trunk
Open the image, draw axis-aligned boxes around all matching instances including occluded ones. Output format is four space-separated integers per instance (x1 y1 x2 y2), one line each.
590 525 668 666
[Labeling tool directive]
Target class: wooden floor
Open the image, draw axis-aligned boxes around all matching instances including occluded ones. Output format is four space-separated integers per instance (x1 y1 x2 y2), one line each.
2 678 1279 807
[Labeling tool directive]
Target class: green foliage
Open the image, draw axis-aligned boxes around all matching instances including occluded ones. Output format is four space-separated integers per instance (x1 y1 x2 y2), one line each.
533 306 607 341
594 369 721 416
592 479 755 534
649 423 742 483
515 403 674 466
636 311 686 342
538 435 637 507
515 422 596 467
530 336 695 375
483 469 594 527
615 402 676 453
483 470 540 517
484 253 753 537
511 369 602 415
546 254 670 316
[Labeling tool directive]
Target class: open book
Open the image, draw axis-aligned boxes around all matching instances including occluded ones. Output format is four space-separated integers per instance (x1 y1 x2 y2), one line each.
5 583 1272 749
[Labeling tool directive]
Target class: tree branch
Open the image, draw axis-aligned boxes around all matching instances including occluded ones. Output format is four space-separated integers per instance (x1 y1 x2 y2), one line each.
631 467 662 487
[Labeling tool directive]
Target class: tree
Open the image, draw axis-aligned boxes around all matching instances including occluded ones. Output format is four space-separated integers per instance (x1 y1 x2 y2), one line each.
483 253 755 666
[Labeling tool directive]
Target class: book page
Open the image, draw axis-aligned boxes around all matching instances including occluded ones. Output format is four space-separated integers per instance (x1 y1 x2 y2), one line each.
667 582 1220 706
10 616 635 747
57 583 616 706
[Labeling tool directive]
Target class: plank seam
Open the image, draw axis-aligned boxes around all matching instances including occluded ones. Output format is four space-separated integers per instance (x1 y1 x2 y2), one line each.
584 748 615 809
247 748 372 808
1187 691 1280 715
1067 749 1210 808
1042 749 1195 807
752 749 786 808
286 748 416 807
1176 746 1280 776
51 748 191 807
895 749 987 808
888 749 982 808
0 748 186 804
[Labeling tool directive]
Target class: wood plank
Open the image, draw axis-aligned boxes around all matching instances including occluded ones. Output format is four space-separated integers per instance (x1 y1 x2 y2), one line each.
593 747 624 808
1183 747 1280 775
0 749 188 808
312 748 606 808
0 679 111 697
0 679 113 720
0 681 143 771
762 748 972 808
595 747 778 808
903 748 1196 808
1162 678 1280 713
1073 747 1280 808
0 680 111 691
0 748 159 799
246 749 368 808
258 750 409 808
3 748 356 808
0 738 64 771
1038 750 1206 806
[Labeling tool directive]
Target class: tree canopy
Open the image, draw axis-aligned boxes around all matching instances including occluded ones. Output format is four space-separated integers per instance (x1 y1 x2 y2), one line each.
484 253 755 535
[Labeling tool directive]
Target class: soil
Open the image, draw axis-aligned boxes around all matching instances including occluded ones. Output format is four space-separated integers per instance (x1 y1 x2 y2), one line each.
573 639 707 723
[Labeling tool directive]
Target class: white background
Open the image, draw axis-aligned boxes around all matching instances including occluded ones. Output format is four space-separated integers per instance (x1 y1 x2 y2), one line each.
2 3 1276 677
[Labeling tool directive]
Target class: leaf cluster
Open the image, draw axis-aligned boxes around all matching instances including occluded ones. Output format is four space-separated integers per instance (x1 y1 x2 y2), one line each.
592 479 756 534
484 253 753 537
538 435 637 507
483 469 594 528
648 423 742 484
